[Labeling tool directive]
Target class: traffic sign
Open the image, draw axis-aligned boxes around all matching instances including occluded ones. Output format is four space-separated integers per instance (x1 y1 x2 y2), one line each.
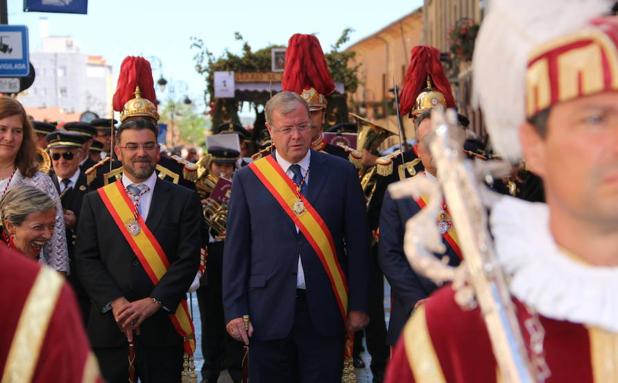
0 78 19 93
0 25 29 77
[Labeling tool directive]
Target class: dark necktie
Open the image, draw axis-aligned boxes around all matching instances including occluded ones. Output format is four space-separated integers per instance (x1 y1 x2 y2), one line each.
61 178 71 192
289 164 307 195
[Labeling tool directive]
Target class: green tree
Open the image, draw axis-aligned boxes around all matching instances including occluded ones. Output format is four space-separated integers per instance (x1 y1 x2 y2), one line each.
159 100 210 147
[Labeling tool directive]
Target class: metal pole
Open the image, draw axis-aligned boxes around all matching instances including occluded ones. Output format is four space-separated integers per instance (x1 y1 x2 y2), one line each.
1 0 8 24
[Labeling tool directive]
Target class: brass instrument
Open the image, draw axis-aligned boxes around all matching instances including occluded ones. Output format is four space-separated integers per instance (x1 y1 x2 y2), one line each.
37 148 51 174
195 154 229 238
349 113 397 204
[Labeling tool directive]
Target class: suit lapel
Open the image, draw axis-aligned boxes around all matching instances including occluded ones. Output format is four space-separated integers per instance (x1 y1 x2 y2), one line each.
145 178 170 231
306 150 328 205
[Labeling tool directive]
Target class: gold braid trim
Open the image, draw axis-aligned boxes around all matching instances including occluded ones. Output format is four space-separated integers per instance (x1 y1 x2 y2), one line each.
1 267 63 383
403 305 447 383
81 352 101 383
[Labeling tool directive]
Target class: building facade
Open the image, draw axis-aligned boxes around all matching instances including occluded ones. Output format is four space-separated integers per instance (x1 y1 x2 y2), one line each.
345 8 424 145
18 35 113 121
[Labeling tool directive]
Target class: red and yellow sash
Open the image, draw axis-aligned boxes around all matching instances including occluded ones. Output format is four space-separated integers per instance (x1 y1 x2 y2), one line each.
415 196 463 260
98 180 195 353
248 156 349 319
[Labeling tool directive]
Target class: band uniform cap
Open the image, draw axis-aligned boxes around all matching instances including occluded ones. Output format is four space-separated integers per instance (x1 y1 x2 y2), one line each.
213 122 251 140
32 121 56 136
46 130 87 149
208 146 240 164
63 122 96 138
90 118 117 133
90 140 104 152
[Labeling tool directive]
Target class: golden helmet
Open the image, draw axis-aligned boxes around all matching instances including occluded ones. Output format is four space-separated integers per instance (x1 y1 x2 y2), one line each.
300 87 327 111
121 87 159 122
413 78 447 116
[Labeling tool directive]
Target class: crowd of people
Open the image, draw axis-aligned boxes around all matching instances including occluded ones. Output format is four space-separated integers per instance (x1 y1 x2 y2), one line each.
3 1 618 382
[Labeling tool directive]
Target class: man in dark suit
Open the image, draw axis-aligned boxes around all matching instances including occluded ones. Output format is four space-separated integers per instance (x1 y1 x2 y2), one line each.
76 117 202 383
223 91 370 383
378 111 462 346
46 130 91 321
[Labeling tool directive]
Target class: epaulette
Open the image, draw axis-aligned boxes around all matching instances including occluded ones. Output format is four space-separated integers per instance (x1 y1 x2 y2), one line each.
155 164 180 184
375 150 400 177
251 144 274 160
170 155 198 182
102 167 123 186
85 157 111 186
397 158 422 181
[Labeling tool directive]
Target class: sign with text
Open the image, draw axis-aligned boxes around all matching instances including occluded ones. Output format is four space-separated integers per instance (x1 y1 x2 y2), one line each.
24 0 88 14
0 78 20 93
214 71 235 98
0 25 29 77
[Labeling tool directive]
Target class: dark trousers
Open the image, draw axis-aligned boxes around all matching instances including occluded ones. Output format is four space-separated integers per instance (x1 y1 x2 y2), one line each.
249 290 344 383
197 241 243 382
94 338 183 383
353 245 389 382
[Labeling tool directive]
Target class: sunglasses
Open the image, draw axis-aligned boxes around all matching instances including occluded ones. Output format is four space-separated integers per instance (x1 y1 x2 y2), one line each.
51 152 75 161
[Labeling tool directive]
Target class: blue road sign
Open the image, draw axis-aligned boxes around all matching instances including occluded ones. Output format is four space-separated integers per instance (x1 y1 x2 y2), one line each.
0 25 29 77
24 0 88 15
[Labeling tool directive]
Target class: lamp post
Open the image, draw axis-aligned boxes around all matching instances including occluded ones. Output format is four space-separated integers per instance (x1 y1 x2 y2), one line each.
157 78 191 147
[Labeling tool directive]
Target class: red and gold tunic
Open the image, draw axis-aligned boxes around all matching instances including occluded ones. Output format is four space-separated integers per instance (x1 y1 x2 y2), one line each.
386 285 618 383
0 244 102 382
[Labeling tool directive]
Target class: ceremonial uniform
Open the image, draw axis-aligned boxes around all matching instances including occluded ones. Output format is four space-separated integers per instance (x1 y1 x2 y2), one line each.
386 196 618 382
0 244 102 382
196 140 243 383
385 3 618 382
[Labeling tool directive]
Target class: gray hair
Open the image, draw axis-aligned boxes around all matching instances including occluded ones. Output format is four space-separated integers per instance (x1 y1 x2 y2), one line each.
265 91 309 125
1 185 56 227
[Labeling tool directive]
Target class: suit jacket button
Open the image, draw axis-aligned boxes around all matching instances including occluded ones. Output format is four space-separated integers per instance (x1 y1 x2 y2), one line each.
132 259 139 266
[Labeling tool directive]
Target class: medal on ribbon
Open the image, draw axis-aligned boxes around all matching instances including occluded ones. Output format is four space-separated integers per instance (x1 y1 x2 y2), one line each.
292 199 306 215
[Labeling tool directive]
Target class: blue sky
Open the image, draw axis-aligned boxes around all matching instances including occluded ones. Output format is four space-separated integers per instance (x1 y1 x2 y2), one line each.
6 0 422 108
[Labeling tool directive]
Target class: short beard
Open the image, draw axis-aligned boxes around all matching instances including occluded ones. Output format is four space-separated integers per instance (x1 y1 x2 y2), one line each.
123 161 155 181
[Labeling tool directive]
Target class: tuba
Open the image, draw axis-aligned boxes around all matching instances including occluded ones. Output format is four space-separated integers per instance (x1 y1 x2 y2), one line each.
36 148 52 174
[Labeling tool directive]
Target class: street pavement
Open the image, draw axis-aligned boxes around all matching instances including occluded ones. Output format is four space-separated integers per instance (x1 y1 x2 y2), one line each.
189 281 391 383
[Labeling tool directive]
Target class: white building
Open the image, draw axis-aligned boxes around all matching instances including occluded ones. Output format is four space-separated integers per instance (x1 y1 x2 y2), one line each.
19 22 113 119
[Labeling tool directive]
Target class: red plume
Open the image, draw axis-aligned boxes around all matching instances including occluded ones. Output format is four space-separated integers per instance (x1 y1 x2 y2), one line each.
112 56 157 112
399 46 456 116
282 34 336 96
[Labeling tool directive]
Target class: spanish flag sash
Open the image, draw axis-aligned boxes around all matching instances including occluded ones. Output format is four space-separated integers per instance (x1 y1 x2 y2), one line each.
248 155 349 319
97 180 195 354
415 196 463 260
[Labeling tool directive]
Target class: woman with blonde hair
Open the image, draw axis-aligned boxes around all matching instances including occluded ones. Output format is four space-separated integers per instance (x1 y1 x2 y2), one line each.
0 97 68 272
1 185 57 259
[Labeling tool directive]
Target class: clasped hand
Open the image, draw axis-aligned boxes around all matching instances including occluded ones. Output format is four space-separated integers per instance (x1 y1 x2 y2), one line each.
111 297 161 340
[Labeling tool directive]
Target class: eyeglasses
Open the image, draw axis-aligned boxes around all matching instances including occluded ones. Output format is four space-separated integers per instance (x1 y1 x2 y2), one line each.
51 152 75 161
272 123 311 135
118 142 157 152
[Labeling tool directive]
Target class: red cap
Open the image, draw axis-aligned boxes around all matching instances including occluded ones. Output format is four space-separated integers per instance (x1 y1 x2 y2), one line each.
112 56 157 112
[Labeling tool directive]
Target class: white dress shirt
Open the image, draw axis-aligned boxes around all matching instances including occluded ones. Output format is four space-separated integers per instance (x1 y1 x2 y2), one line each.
56 169 81 193
275 149 311 289
121 171 157 221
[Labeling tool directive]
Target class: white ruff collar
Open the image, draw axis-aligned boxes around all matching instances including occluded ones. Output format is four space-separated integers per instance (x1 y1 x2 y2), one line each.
490 196 618 332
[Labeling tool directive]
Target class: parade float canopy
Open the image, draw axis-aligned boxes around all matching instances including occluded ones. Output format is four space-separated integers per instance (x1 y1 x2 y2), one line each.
232 72 344 104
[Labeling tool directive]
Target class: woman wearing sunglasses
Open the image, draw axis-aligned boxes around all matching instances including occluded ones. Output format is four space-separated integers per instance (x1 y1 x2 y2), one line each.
0 97 68 273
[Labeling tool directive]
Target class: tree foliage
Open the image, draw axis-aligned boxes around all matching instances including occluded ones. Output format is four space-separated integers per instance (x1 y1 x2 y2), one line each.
191 30 361 128
158 100 210 146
